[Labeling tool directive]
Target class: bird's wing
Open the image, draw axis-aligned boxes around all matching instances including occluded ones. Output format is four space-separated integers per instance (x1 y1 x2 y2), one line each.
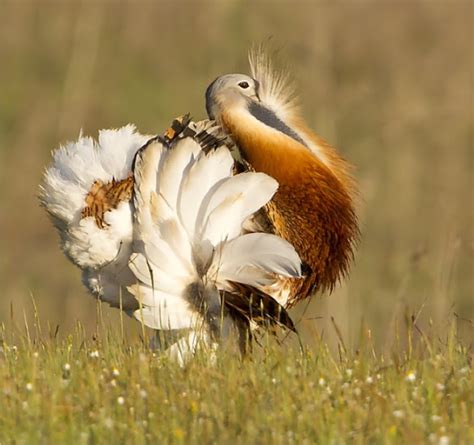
214 232 300 286
129 118 302 332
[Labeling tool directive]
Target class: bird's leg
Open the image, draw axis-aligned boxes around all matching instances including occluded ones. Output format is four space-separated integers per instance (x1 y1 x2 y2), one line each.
150 329 191 352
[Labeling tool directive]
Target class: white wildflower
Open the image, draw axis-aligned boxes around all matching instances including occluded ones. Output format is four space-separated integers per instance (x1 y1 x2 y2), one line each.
405 371 416 382
366 376 374 384
346 369 353 378
112 368 120 377
63 363 71 371
431 415 442 423
436 383 445 391
25 383 33 392
393 410 404 419
89 350 99 358
318 377 326 387
139 389 148 399
439 436 450 445
117 396 125 405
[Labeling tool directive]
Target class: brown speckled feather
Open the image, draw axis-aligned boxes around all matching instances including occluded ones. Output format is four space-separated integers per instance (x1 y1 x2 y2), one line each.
81 175 134 228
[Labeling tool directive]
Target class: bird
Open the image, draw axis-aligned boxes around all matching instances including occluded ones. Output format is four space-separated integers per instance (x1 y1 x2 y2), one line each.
40 50 359 360
40 116 302 361
205 50 359 308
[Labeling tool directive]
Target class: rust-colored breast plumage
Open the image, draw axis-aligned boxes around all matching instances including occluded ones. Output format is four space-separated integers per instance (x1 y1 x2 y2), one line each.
222 111 359 306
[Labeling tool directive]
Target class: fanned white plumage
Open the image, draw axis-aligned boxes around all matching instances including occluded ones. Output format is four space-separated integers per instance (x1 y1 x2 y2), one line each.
40 118 303 363
39 125 150 309
129 135 302 333
196 172 278 245
212 233 301 290
40 125 148 230
178 145 234 237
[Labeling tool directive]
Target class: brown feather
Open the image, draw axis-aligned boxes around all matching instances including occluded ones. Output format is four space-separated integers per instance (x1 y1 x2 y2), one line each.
81 175 134 228
222 283 296 332
221 110 359 306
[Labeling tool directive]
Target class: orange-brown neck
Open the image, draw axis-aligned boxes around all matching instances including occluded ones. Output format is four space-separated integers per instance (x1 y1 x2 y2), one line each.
222 110 359 303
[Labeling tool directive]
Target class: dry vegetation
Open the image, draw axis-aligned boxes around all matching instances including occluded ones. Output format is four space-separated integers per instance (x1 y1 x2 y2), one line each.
0 1 472 443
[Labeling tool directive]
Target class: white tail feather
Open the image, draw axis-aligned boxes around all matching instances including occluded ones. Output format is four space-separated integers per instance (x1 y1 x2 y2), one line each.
197 172 278 245
129 284 199 330
178 146 234 237
214 232 301 289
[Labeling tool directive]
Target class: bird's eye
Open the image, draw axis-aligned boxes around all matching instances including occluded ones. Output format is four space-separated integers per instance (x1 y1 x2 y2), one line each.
238 81 250 89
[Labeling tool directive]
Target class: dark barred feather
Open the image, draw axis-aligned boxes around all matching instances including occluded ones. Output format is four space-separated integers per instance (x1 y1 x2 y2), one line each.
222 283 296 333
81 175 134 228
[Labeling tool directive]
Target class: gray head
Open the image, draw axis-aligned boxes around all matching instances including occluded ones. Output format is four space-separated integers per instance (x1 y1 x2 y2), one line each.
205 73 308 147
205 74 259 120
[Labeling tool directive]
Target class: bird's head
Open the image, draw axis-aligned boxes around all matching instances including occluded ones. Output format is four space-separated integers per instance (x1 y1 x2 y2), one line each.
205 74 260 120
204 53 358 193
205 72 312 150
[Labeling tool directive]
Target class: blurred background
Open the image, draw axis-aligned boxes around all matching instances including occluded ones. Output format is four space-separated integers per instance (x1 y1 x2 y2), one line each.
0 0 472 351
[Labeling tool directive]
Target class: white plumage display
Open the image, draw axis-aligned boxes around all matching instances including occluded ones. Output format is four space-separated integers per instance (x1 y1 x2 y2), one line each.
40 51 359 361
40 117 302 360
40 125 149 311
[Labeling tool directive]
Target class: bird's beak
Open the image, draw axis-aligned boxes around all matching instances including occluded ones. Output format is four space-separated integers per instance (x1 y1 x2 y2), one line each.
253 79 261 102
250 93 260 102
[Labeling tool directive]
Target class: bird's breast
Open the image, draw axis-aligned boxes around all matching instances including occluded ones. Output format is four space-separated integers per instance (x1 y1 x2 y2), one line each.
221 109 358 302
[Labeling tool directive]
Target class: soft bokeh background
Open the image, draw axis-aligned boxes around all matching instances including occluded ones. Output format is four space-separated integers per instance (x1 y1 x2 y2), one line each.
0 0 472 351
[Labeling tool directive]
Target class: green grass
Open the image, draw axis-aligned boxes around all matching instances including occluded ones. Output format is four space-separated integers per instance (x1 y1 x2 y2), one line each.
0 320 472 444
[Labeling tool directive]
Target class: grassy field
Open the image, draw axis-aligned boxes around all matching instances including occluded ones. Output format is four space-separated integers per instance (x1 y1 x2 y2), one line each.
0 319 472 444
0 0 472 443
